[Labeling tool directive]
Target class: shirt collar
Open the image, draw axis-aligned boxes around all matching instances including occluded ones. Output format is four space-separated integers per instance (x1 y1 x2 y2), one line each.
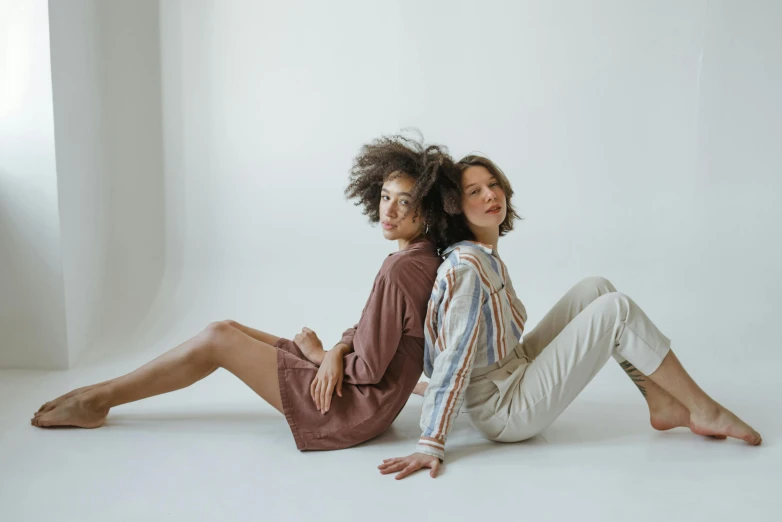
442 240 495 257
390 238 436 256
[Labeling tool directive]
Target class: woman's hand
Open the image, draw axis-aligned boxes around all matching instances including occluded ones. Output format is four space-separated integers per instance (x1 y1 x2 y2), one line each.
378 453 441 480
294 327 325 365
310 349 344 413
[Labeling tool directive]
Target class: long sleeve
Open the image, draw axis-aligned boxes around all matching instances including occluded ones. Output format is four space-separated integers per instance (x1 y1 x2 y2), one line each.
417 265 485 461
342 275 408 385
338 325 358 348
502 265 528 340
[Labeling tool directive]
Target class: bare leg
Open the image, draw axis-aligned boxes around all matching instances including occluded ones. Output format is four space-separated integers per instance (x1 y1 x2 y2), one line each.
618 360 691 431
647 350 761 445
35 320 280 415
31 321 283 428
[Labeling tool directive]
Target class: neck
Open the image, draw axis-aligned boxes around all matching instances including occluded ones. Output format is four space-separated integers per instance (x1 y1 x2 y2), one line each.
469 225 500 252
398 233 424 251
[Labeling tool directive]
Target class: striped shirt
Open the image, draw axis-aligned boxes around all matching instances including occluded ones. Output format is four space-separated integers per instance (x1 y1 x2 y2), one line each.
416 241 528 460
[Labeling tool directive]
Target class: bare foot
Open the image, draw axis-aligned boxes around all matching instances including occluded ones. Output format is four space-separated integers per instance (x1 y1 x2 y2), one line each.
31 391 109 429
36 383 106 415
648 394 690 431
412 381 428 397
689 403 762 445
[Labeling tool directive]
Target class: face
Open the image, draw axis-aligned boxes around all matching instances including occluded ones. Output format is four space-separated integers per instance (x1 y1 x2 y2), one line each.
379 172 424 243
461 165 507 230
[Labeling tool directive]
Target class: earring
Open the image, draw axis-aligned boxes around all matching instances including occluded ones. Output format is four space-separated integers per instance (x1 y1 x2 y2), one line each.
424 223 430 234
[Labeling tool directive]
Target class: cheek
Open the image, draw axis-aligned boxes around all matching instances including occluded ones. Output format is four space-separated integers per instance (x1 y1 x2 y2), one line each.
464 201 483 221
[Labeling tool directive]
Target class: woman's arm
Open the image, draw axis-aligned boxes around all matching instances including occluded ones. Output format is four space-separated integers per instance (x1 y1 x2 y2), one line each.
337 325 358 350
380 265 484 477
417 272 483 460
341 275 408 385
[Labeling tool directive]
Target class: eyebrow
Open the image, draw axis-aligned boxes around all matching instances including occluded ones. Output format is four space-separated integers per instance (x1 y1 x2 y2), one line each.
463 176 496 192
381 188 413 197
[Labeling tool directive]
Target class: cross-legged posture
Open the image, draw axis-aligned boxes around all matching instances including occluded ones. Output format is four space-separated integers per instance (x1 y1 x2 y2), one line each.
33 134 459 452
380 154 761 479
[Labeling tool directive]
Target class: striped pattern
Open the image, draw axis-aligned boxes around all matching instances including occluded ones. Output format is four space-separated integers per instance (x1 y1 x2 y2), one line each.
416 241 528 460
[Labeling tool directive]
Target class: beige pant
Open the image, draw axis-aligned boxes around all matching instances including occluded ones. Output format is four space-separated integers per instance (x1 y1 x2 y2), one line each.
463 277 671 442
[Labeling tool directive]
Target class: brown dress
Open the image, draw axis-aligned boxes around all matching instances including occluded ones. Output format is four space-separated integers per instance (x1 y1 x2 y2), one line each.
275 239 441 451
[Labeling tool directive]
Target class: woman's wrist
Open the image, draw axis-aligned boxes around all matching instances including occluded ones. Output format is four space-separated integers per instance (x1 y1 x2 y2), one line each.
311 348 327 366
331 343 352 356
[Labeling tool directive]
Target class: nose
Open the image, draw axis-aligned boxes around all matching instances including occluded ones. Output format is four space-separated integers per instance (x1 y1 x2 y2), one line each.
384 202 397 218
483 186 496 201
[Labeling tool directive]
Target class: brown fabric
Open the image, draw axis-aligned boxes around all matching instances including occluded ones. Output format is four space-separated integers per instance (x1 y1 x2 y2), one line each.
276 239 441 451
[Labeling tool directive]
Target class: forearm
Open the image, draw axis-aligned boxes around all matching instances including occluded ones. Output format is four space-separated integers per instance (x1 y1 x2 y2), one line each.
311 342 352 366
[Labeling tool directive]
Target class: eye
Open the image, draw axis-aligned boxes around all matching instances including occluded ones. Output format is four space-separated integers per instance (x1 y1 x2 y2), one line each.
470 189 479 196
381 195 390 201
490 182 498 187
400 199 409 206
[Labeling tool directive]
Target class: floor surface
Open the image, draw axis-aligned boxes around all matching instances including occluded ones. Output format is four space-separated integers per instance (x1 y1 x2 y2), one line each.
1 341 779 522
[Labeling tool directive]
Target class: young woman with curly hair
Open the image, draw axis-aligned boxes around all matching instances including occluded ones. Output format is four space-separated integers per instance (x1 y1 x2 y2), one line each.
32 133 459 453
380 154 762 480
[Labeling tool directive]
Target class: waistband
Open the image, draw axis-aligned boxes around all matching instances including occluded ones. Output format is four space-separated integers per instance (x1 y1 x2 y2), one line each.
471 344 528 378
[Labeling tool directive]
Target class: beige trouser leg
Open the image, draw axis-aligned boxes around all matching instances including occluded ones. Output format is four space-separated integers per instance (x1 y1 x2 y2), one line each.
470 276 671 442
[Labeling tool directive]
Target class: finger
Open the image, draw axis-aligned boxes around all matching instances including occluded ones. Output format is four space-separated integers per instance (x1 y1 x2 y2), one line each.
430 460 441 478
321 381 331 413
378 458 400 468
380 462 407 475
310 380 317 402
314 382 321 411
337 377 343 397
324 380 333 412
395 465 419 480
303 327 312 333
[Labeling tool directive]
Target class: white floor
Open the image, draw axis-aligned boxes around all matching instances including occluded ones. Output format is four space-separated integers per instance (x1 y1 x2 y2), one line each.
1 343 779 522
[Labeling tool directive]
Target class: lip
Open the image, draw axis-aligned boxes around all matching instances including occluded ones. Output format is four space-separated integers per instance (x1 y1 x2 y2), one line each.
382 222 396 230
486 205 502 214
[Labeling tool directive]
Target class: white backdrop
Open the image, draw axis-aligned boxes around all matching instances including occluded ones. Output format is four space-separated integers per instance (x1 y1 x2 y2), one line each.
2 0 781 370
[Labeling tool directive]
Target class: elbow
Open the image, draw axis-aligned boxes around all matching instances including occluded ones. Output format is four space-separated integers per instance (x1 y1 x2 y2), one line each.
363 369 382 385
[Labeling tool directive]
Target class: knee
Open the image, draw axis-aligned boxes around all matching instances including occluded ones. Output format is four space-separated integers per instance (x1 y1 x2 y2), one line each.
199 321 236 350
592 291 630 317
578 276 617 295
223 319 240 329
191 321 238 365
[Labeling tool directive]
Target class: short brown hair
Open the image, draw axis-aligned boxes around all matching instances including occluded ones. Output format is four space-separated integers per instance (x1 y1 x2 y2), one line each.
439 154 522 246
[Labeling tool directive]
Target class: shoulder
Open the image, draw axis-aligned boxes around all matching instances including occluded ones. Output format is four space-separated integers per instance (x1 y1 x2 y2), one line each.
381 243 439 282
442 241 494 274
374 246 440 304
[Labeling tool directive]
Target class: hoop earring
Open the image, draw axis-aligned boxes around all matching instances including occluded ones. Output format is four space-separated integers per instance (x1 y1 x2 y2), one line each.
424 223 430 235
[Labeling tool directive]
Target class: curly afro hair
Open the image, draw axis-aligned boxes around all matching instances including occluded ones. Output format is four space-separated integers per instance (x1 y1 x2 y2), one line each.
435 154 522 248
345 131 462 253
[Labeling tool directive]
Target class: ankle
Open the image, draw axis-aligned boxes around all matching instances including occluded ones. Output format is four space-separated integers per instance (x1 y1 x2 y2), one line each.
690 400 720 418
83 387 112 411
